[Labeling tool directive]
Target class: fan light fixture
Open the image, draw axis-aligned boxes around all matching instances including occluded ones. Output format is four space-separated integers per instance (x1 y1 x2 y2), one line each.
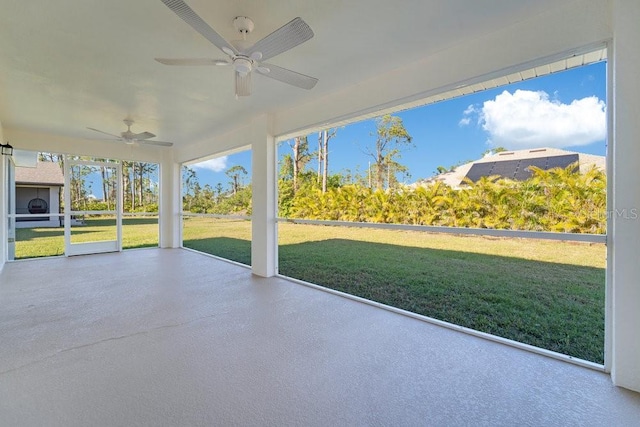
1 142 13 156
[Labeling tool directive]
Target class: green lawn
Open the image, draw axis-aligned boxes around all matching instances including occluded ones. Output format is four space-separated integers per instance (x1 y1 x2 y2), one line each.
14 217 159 259
183 217 605 363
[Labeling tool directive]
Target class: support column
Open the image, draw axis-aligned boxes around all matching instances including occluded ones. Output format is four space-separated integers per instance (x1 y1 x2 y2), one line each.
159 151 180 248
251 124 277 277
0 154 6 267
0 122 7 267
611 0 640 392
49 187 60 225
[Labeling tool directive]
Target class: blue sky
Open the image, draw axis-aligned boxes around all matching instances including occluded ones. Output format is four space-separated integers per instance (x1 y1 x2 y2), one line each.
190 61 606 190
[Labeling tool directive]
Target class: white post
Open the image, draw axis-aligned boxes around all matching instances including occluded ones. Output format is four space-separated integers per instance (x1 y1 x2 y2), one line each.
159 151 180 248
0 153 6 266
63 156 71 255
48 187 59 225
116 162 123 251
251 120 277 277
610 0 640 393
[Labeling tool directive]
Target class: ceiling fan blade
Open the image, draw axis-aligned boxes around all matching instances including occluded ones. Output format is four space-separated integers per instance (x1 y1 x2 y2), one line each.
155 58 228 66
138 140 173 147
87 127 121 139
257 63 318 90
245 17 313 61
132 131 156 140
160 0 237 55
235 72 251 97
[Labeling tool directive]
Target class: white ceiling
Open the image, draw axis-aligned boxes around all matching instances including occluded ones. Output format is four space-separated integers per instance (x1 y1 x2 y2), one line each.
0 0 576 152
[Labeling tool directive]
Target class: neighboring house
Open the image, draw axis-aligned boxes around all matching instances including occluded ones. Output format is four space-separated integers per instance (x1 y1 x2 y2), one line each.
418 148 606 189
15 161 63 228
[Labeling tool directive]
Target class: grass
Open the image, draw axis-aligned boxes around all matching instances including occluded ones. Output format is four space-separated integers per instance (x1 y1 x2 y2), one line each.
183 217 252 264
14 216 159 259
183 217 605 363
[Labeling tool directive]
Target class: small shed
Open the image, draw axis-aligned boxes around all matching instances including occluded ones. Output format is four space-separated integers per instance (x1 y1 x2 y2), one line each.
15 161 64 228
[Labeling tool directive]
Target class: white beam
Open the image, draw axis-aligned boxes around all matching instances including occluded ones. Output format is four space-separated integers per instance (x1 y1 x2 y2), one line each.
610 0 640 393
175 122 261 165
251 116 276 277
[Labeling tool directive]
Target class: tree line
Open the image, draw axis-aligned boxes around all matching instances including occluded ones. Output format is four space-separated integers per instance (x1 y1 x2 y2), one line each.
182 164 251 215
286 166 606 234
181 114 606 234
182 114 413 214
38 153 159 212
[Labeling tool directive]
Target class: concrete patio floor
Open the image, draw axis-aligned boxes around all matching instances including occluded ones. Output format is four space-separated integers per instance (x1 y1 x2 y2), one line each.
1 248 639 426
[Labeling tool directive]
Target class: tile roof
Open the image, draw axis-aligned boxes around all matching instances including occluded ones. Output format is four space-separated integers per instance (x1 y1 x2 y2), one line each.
15 161 64 186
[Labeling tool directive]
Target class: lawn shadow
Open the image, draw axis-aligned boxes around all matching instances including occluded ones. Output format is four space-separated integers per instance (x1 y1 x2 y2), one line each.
15 227 117 241
15 228 65 240
123 242 159 250
183 236 251 266
122 217 159 226
16 217 157 242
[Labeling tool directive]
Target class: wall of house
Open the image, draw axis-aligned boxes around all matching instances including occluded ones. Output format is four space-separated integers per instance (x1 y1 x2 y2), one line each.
49 186 60 223
16 186 48 215
14 186 61 228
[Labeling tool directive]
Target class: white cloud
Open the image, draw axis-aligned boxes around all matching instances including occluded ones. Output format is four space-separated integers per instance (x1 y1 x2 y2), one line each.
459 104 476 126
463 89 606 149
463 104 477 115
192 156 228 172
458 117 471 126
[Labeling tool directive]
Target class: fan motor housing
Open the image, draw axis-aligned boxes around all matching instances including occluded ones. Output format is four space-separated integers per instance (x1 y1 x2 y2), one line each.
234 57 252 75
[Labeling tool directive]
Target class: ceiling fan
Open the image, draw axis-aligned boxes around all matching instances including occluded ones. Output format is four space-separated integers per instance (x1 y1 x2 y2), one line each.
87 119 173 147
156 0 318 97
